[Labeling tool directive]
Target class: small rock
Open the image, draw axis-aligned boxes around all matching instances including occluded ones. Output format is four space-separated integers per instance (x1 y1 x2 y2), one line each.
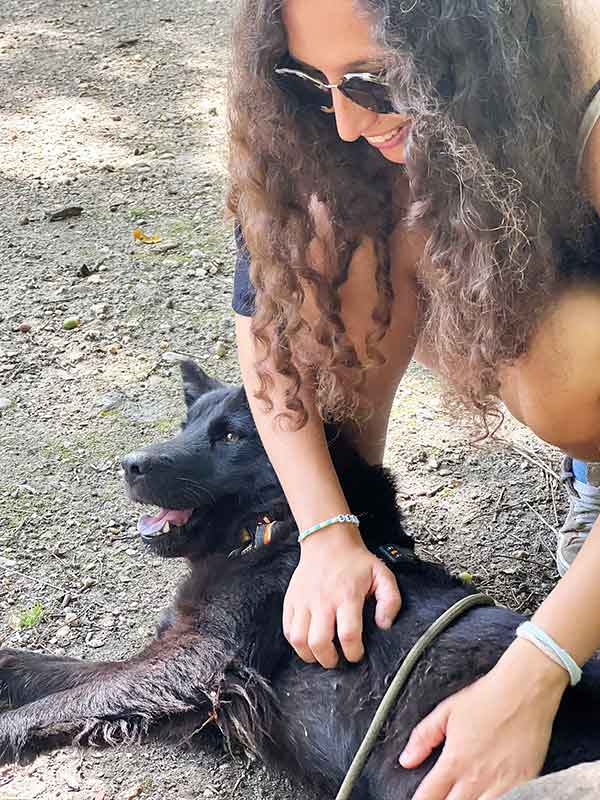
190 249 203 259
99 614 115 629
55 625 71 639
45 206 83 222
215 341 227 358
117 781 145 800
161 351 187 364
87 637 105 649
63 318 81 331
0 398 14 412
60 769 82 791
82 577 96 589
19 216 30 225
64 612 78 625
165 298 175 310
92 303 111 319
19 322 32 333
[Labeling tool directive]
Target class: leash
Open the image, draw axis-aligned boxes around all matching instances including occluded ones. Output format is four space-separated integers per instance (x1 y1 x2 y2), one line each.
334 592 496 800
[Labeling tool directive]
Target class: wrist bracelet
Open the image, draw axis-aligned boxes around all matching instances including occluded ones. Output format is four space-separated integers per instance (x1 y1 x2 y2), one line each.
298 513 360 544
516 621 582 687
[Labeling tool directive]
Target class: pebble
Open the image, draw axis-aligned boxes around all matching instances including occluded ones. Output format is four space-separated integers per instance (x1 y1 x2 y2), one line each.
215 341 227 358
87 637 105 649
19 322 32 333
161 351 188 364
92 303 111 319
99 614 115 629
190 248 203 259
60 769 82 791
0 398 14 412
55 625 71 639
63 317 81 331
117 781 145 800
64 612 78 625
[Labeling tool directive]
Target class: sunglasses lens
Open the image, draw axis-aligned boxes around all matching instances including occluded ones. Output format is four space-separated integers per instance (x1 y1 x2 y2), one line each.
278 73 332 109
341 78 394 114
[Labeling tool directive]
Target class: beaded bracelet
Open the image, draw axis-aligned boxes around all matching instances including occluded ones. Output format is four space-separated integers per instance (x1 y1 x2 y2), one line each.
516 621 582 687
298 513 360 544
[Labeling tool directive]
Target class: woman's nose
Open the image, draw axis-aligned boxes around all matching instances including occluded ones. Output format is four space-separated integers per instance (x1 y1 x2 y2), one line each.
331 89 377 142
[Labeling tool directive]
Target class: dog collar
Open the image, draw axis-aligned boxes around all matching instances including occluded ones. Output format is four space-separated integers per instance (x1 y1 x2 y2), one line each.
228 517 275 559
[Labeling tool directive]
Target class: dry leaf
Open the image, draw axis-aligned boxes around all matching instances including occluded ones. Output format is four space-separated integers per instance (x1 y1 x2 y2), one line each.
133 228 161 244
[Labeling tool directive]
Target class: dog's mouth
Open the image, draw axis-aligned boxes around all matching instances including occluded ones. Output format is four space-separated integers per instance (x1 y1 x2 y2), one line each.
137 507 195 541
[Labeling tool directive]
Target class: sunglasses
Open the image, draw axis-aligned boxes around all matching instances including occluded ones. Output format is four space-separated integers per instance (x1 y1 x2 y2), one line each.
274 56 395 115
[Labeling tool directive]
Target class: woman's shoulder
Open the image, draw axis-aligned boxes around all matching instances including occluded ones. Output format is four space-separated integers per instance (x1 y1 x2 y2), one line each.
562 0 600 88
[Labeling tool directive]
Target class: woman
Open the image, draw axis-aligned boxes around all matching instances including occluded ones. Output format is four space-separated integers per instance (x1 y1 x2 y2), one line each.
227 1 600 797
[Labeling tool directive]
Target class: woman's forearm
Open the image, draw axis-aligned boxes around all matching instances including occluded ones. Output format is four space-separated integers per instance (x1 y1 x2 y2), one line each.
235 313 356 531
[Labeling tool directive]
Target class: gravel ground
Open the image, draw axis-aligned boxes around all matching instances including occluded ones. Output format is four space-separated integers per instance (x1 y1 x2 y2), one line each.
0 2 568 798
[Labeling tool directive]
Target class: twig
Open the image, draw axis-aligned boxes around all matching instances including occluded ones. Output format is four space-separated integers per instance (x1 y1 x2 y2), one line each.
500 441 561 482
0 565 67 593
230 775 244 797
524 500 559 537
493 487 506 523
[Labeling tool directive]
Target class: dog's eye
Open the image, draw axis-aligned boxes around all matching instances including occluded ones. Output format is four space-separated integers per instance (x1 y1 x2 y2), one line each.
224 431 240 443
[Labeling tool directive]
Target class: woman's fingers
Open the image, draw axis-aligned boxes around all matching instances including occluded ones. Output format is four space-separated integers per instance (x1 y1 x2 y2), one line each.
287 607 317 663
410 765 455 800
400 700 451 768
307 606 339 668
372 559 402 629
336 598 365 663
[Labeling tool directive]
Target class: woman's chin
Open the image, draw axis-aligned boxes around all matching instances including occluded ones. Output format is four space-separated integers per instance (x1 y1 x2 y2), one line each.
378 146 407 165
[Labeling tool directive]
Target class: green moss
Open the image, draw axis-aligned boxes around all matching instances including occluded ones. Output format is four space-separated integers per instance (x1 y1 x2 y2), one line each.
127 207 156 221
20 602 45 629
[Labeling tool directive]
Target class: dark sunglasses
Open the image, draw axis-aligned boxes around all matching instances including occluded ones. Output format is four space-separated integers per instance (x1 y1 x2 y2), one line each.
274 57 395 115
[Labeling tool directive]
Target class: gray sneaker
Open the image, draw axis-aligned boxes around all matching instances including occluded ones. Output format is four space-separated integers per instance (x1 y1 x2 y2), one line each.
556 457 600 577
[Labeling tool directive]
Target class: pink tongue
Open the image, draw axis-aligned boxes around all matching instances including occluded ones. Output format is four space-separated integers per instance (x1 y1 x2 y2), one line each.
137 508 193 536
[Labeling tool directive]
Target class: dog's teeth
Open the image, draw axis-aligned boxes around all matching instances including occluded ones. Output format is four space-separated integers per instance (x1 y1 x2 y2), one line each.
162 522 170 533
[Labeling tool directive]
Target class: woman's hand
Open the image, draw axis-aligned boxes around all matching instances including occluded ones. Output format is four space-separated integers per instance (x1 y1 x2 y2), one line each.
283 523 401 668
399 639 570 800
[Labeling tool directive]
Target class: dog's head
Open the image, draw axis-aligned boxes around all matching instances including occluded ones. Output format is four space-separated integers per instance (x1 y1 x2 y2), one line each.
122 360 413 561
122 360 282 559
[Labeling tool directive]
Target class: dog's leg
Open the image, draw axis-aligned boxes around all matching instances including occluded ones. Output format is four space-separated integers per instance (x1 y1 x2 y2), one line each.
0 630 240 762
0 649 115 709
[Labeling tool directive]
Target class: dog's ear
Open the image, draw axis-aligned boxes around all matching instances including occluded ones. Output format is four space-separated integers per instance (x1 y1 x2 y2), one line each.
180 360 223 408
224 385 248 413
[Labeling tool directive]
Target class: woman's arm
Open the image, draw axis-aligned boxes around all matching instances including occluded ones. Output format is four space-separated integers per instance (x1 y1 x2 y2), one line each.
235 313 402 668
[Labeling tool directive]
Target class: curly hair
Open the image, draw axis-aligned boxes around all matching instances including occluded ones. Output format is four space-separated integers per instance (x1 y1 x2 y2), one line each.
227 0 596 428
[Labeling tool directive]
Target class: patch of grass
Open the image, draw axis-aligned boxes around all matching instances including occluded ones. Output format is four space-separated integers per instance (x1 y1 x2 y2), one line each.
19 602 46 629
153 416 181 436
127 207 156 221
140 777 154 794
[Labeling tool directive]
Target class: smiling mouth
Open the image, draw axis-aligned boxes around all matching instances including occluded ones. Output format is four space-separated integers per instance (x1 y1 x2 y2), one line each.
137 507 195 540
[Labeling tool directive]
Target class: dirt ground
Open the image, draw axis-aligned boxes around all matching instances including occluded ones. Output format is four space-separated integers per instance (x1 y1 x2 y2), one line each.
0 1 569 798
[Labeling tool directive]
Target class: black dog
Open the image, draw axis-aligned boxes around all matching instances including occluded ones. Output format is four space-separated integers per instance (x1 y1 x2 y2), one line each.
1 361 600 800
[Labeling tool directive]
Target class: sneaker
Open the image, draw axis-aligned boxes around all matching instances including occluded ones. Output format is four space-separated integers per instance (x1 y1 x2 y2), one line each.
556 457 600 576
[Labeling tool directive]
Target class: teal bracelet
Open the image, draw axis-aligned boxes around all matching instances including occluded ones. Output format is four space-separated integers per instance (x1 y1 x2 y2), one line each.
298 513 360 543
516 621 582 686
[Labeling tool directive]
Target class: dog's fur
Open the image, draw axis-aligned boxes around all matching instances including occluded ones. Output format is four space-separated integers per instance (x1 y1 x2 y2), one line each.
1 361 600 799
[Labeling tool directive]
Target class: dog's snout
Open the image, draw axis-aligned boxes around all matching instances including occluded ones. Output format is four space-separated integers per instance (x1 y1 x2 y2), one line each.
121 451 153 480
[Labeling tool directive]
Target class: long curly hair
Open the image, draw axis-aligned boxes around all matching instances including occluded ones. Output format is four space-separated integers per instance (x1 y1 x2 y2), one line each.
227 0 595 428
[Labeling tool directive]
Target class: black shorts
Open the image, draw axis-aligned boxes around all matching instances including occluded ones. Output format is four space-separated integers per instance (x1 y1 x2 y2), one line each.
232 224 256 317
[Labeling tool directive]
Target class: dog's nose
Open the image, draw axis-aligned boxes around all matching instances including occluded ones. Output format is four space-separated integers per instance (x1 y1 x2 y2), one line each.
121 451 153 480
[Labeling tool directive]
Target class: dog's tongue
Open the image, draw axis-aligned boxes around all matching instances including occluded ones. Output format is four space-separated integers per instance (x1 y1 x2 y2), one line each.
137 508 193 536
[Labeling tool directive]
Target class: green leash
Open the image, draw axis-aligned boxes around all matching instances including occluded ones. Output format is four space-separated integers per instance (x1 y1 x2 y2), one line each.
335 592 496 800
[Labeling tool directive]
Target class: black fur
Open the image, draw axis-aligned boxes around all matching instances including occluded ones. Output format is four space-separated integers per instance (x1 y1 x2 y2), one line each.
1 361 600 799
